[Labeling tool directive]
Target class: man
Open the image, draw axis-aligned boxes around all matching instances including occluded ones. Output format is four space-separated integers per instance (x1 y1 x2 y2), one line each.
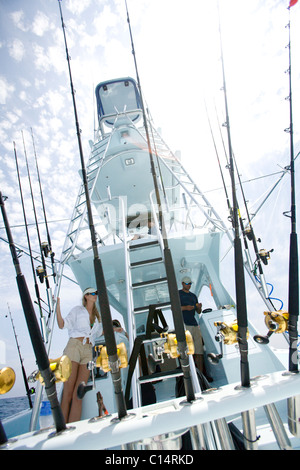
178 276 204 373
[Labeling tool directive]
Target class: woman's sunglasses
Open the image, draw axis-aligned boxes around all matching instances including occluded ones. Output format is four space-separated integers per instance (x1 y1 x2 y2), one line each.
88 291 98 296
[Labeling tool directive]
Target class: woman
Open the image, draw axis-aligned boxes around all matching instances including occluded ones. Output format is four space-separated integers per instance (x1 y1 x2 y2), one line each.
56 287 102 423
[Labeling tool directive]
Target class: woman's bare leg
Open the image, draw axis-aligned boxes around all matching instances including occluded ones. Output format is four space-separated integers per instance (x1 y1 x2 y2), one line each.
61 361 79 423
68 364 91 423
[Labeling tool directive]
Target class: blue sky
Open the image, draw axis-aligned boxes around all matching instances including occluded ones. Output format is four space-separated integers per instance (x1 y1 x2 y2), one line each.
0 0 299 397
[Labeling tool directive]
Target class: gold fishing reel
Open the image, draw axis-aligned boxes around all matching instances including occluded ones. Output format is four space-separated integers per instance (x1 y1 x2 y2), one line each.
28 355 72 384
254 310 289 345
0 367 16 395
162 330 194 358
214 320 249 345
208 321 249 365
94 342 128 372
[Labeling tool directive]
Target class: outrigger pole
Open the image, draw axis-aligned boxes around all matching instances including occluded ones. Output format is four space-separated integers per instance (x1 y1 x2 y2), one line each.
57 0 128 419
0 192 66 434
286 5 299 373
125 0 195 402
218 11 250 388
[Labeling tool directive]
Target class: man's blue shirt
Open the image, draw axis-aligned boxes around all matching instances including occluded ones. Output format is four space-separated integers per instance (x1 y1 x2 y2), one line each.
179 289 199 326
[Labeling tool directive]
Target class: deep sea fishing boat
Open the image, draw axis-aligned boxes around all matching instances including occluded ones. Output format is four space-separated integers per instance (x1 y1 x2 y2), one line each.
0 0 299 451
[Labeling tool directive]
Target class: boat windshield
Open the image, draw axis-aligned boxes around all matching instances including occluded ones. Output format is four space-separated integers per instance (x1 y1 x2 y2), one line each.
96 78 142 126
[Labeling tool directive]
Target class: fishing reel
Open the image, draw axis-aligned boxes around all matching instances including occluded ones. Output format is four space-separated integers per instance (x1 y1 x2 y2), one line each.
253 310 289 345
208 321 249 365
163 330 194 358
143 330 194 374
77 342 128 400
258 248 274 266
0 367 15 395
36 265 46 283
28 355 72 384
94 342 128 372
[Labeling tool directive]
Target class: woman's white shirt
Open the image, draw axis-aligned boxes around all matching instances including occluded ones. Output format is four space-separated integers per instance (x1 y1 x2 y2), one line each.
63 305 103 345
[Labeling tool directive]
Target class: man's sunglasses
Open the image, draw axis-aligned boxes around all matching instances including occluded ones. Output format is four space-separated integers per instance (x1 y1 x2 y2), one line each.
183 282 192 286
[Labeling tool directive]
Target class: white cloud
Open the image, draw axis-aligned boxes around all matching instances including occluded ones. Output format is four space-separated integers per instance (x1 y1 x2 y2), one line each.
66 0 92 16
31 11 53 37
8 38 25 62
10 10 28 32
0 76 15 104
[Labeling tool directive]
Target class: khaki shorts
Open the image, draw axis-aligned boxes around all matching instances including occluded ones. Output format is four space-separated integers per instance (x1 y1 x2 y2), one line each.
63 338 93 365
185 325 204 355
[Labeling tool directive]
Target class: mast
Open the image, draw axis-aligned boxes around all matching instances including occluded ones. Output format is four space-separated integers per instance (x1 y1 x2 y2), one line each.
286 4 299 373
125 0 195 402
57 0 128 419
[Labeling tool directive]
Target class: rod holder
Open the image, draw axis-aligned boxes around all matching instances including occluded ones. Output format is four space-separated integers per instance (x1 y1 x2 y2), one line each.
288 395 300 437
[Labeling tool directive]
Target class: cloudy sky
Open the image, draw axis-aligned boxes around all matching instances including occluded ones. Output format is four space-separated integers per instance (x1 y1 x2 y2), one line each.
0 0 299 397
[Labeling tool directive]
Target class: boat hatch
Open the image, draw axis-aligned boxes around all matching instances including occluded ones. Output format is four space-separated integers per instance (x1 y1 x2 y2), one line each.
96 78 142 126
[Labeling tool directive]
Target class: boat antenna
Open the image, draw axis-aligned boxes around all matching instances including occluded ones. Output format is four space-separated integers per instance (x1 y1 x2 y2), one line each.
125 0 195 402
218 7 250 388
30 127 57 283
285 3 299 373
0 192 66 434
13 140 49 343
57 0 128 419
6 303 34 408
21 131 53 332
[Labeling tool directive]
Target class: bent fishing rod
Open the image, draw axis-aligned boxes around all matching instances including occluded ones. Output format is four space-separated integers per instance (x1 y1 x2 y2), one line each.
57 0 128 419
285 7 299 373
125 0 195 402
218 11 250 388
0 192 66 434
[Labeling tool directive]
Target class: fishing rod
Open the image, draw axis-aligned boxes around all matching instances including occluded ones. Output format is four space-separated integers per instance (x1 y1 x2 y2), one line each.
6 303 34 409
13 141 48 343
0 192 66 434
21 131 53 336
285 5 299 373
214 104 274 306
30 127 57 284
57 0 128 419
218 9 250 388
125 0 195 402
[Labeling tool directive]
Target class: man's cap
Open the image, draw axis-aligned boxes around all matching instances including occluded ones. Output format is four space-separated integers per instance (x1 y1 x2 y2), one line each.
181 276 192 284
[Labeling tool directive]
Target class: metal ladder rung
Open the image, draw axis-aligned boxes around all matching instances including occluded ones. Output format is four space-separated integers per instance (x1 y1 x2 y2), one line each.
129 240 160 251
134 301 171 314
130 257 163 268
